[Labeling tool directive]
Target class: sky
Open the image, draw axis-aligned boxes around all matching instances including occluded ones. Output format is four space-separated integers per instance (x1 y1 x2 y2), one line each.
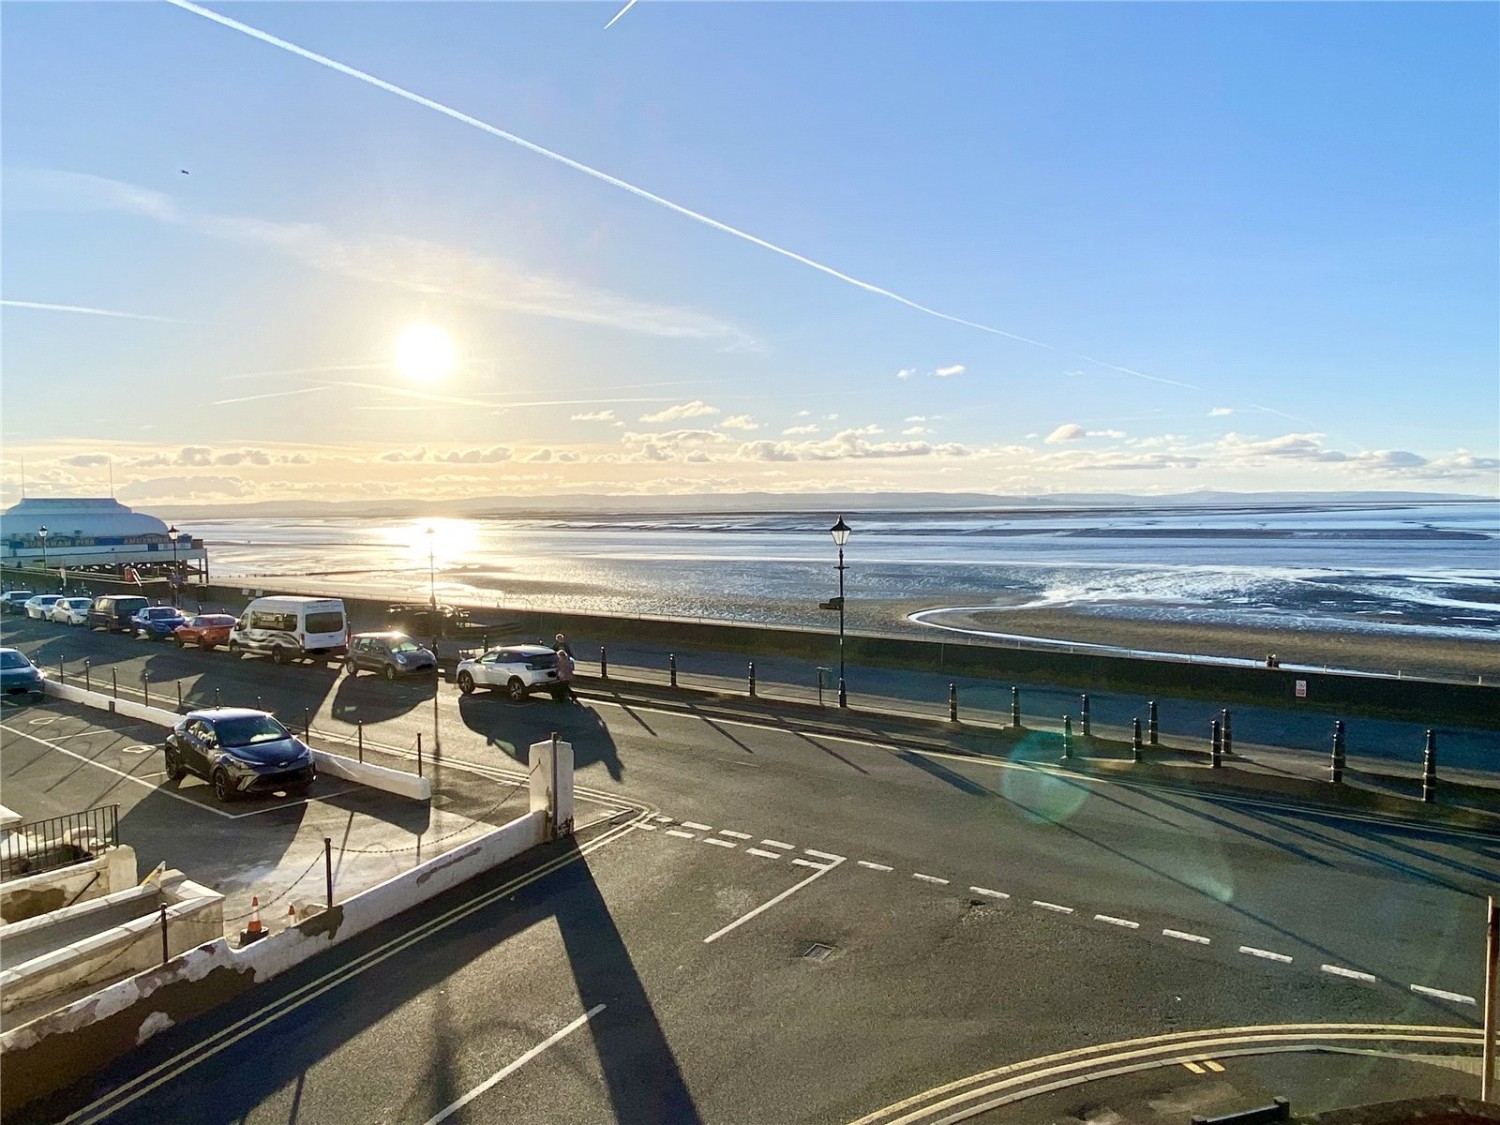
2 1 1497 507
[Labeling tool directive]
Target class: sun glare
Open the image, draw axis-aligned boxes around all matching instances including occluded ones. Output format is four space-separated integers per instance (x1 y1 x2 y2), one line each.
393 324 455 383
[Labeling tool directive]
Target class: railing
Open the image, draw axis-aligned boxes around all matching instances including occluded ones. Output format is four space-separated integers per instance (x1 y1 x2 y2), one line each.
0 804 120 880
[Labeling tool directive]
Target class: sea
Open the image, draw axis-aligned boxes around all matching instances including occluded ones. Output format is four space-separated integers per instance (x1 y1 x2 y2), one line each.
187 499 1500 644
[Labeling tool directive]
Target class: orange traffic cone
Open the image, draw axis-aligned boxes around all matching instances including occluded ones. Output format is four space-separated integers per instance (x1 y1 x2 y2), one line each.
286 904 298 926
239 895 267 947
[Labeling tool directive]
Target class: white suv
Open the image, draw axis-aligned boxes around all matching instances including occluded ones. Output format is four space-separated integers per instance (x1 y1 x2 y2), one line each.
454 645 561 701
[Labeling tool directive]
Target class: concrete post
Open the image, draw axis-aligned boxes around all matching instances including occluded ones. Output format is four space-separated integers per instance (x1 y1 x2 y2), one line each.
1221 709 1233 755
1148 700 1158 745
1061 716 1072 760
669 653 677 688
1330 720 1346 784
1011 686 1021 729
599 645 608 680
1211 719 1222 769
1422 730 1437 803
1080 693 1091 738
530 733 575 842
948 683 958 723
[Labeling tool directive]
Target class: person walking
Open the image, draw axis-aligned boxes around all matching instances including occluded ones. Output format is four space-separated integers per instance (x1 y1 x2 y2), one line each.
554 644 577 703
554 633 574 658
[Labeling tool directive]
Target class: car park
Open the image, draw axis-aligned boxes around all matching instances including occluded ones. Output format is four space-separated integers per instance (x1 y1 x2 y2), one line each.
173 613 237 650
345 632 438 680
0 647 45 701
1 591 35 615
230 595 349 664
454 644 561 701
23 594 65 619
48 596 96 625
163 708 316 802
132 604 187 640
88 594 150 633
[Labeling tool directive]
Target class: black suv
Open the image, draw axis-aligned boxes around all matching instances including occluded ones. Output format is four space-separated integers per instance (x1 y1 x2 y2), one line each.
88 595 150 633
384 603 472 640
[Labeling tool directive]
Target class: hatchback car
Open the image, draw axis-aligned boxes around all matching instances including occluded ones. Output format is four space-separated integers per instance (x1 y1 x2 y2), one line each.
49 597 95 625
454 644 560 701
0 647 45 701
163 708 316 802
173 613 237 650
132 605 187 640
23 594 64 620
345 632 438 680
1 591 35 615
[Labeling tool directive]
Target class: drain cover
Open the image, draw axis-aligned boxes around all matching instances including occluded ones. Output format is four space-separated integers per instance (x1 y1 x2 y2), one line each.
803 943 835 962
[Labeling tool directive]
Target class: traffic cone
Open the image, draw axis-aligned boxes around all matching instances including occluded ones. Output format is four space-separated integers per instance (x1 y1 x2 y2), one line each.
286 904 298 926
239 895 267 947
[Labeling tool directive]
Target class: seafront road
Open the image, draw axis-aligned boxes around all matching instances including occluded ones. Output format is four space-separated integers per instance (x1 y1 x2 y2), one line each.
2 617 1494 1123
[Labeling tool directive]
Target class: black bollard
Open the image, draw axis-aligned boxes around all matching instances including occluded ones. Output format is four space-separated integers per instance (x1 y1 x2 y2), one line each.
58 657 65 686
84 659 91 693
1061 716 1072 760
176 680 183 712
1080 693 1091 738
1148 699 1159 745
669 653 677 688
949 683 958 723
599 645 608 680
304 708 311 739
1011 686 1021 729
214 686 221 709
816 667 825 707
324 837 333 908
1211 718 1222 768
748 661 756 698
416 732 423 778
142 673 150 711
1221 709 1233 755
1132 717 1143 762
1422 729 1437 803
1330 720 1346 784
111 669 118 699
357 720 364 763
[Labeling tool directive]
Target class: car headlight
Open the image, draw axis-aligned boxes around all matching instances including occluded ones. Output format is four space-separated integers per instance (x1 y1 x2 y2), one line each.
396 653 408 664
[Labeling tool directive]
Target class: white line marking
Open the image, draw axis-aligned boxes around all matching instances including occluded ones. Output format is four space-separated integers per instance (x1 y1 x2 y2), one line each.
912 873 950 885
858 861 894 872
704 856 846 944
634 823 658 831
703 838 736 849
665 829 695 839
1163 929 1211 945
422 1004 605 1125
652 814 673 822
1032 900 1074 914
970 886 1009 899
1239 945 1292 963
718 830 752 840
761 838 794 850
1095 914 1139 929
792 858 831 869
682 821 712 832
1321 964 1378 983
803 848 844 861
746 848 782 859
1410 984 1476 1005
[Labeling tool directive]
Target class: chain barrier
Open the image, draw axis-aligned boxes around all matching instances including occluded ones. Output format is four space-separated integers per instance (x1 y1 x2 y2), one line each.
220 851 325 922
338 763 539 857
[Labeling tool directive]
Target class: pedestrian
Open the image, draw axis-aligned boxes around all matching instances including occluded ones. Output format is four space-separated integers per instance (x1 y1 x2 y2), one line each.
554 645 577 703
554 632 574 658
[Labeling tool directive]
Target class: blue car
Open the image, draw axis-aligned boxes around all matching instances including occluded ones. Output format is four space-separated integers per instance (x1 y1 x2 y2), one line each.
0 647 45 701
132 605 187 640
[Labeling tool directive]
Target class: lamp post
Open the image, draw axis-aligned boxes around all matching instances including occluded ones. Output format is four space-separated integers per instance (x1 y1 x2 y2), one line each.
38 526 49 576
829 517 851 708
426 526 437 610
168 525 180 606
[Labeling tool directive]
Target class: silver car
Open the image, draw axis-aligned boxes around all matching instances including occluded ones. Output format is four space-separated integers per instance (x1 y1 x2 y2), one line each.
49 597 95 625
454 644 560 701
23 595 64 620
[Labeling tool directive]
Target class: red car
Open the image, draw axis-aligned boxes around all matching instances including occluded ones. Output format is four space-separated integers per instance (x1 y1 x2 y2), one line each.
173 614 237 650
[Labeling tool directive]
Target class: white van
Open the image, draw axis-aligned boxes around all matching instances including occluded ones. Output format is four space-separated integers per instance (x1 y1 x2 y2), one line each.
229 596 349 665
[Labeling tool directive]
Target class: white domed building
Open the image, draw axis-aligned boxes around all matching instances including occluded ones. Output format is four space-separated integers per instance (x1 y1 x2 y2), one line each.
1 498 207 585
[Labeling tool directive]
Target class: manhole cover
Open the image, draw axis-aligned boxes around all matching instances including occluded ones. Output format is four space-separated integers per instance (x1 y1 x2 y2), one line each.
803 943 835 962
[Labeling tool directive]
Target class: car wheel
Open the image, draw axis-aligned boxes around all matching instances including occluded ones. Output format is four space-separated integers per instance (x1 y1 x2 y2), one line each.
212 769 235 802
200 639 214 651
271 646 288 666
507 677 527 702
174 636 185 648
164 747 187 781
457 671 475 694
383 664 397 682
344 658 358 676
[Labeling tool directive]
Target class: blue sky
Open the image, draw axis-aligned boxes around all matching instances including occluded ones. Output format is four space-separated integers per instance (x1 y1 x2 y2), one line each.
2 1 1496 505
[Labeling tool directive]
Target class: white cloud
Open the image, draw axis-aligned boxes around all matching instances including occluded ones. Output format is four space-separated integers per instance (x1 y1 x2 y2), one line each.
525 448 554 462
934 364 966 378
61 454 110 467
719 414 759 432
117 475 252 500
639 400 720 423
571 410 617 422
795 410 811 417
903 426 929 436
1045 424 1087 444
905 415 928 423
734 428 969 463
782 424 819 436
1208 407 1234 417
435 446 512 464
176 446 214 466
896 368 916 380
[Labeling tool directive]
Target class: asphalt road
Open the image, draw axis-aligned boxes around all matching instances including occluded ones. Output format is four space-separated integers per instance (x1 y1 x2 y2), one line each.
2 615 1495 1124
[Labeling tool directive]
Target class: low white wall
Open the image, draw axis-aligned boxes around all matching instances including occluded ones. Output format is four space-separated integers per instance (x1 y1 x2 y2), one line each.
1 845 138 924
45 680 179 727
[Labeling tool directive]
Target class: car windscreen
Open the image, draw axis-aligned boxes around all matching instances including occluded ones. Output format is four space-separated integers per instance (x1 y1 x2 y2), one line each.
66 598 93 608
0 651 31 669
305 611 345 634
145 607 178 619
391 638 423 653
214 715 293 747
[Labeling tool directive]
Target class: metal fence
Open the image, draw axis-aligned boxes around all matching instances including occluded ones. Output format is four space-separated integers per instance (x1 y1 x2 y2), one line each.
0 804 120 879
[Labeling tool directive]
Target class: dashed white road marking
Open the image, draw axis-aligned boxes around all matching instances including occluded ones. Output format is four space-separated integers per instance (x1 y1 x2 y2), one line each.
970 886 1009 899
665 829 696 840
792 858 831 870
634 823 658 831
912 873 950 885
718 830 752 840
681 821 712 832
858 861 894 872
1410 984 1476 1005
652 814 673 823
803 848 844 862
1094 914 1139 929
1032 900 1074 914
746 848 782 859
1163 929 1211 945
703 838 736 849
1321 964 1378 983
1239 945 1292 964
761 839 794 851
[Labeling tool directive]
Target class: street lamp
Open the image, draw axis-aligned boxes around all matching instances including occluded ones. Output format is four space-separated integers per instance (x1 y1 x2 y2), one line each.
425 526 437 609
829 516 851 708
38 526 49 573
168 526 180 606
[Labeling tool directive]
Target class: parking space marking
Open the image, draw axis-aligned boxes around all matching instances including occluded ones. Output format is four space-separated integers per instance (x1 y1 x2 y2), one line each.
803 848 844 862
704 854 846 945
1321 964 1378 983
1164 929 1211 945
703 838 736 849
761 839 794 851
225 785 360 818
665 829 696 840
1032 900 1074 914
970 886 1008 899
682 821 713 832
912 873 949 885
718 830 752 840
746 848 782 859
792 857 831 870
1410 984 1475 1005
1181 1061 1205 1075
0 723 235 820
1202 1060 1226 1073
1239 945 1292 964
858 861 894 872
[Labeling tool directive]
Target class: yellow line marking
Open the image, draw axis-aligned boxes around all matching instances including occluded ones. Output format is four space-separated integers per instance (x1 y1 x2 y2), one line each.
1182 1061 1205 1074
1203 1059 1225 1072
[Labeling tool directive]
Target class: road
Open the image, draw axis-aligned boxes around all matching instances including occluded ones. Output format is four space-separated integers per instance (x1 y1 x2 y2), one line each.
2 616 1495 1123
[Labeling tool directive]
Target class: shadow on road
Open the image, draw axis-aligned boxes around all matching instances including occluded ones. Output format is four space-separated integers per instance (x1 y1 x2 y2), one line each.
458 695 625 782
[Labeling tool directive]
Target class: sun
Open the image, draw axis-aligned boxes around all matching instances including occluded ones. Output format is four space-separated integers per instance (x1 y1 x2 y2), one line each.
393 324 455 383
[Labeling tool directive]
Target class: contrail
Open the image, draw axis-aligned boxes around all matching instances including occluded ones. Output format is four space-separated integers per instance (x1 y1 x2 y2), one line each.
220 361 390 382
603 0 639 29
209 386 331 406
163 0 1176 375
1 299 177 323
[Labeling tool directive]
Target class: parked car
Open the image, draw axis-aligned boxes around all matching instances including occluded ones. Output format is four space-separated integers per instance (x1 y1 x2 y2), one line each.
162 708 316 802
88 595 150 634
229 596 348 664
385 603 471 641
23 594 65 620
49 596 96 625
454 644 560 701
132 605 187 640
345 632 438 680
1 591 35 615
173 613 237 650
0 647 45 701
